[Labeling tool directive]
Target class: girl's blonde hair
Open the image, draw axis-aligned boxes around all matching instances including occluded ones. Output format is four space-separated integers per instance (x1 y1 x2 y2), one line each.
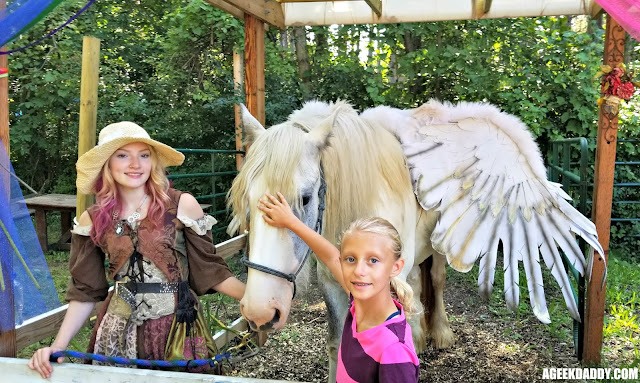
340 217 417 318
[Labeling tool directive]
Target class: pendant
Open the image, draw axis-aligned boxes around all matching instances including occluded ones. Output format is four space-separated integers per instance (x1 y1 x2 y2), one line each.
115 221 124 236
127 211 141 224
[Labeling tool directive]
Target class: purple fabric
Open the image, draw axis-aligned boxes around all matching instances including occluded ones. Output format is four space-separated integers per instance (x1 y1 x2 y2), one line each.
336 300 419 383
594 0 640 42
143 314 174 360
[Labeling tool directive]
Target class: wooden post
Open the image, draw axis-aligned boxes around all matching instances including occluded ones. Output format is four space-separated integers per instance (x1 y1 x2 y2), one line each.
582 14 625 364
77 37 100 217
244 13 267 346
244 14 265 126
233 50 245 171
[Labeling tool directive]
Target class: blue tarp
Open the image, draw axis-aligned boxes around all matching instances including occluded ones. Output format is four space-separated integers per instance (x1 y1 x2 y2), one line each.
0 140 60 331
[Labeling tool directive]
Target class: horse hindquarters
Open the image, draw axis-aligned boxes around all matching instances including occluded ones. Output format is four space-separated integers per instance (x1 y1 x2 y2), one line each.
317 261 349 383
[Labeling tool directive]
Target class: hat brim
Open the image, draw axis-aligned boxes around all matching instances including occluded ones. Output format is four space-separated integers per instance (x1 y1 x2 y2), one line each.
76 137 184 194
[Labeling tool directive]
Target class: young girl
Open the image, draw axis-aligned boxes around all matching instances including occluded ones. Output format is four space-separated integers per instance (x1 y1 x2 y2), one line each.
29 121 245 378
258 192 419 383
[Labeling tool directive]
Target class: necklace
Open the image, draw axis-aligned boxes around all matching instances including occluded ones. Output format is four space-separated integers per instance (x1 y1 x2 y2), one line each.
126 194 148 223
114 194 148 235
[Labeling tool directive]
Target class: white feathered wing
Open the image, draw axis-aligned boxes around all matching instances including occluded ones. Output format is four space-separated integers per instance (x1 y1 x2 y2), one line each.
367 100 604 324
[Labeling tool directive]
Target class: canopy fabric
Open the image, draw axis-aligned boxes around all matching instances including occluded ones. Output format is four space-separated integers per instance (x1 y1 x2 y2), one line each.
595 0 640 42
279 0 599 26
0 0 64 47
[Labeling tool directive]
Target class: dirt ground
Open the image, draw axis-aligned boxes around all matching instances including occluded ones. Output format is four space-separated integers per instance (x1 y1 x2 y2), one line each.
227 270 600 383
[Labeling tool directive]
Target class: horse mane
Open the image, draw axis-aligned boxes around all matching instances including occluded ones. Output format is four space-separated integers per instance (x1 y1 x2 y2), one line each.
227 123 307 234
227 99 412 247
313 101 412 244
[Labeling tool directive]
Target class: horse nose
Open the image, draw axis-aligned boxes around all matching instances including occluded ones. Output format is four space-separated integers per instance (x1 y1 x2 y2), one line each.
240 301 283 331
258 309 280 331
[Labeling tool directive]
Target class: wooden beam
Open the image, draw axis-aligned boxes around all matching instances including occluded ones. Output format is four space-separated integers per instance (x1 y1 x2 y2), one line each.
364 0 382 17
16 304 100 351
77 37 100 216
212 316 247 349
218 0 284 29
582 14 625 364
472 0 491 19
0 270 16 356
590 3 603 18
244 14 266 126
215 233 246 259
204 0 244 19
233 50 245 171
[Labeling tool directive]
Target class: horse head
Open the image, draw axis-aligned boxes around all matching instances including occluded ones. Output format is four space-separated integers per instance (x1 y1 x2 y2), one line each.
227 103 334 331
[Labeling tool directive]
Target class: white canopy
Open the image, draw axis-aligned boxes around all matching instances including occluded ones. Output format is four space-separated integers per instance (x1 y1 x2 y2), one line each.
205 0 602 29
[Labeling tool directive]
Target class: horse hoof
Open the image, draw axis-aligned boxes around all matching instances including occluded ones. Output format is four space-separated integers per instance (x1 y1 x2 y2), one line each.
430 326 455 349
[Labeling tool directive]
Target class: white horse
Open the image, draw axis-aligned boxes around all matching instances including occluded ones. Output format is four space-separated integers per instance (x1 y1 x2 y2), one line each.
227 100 603 382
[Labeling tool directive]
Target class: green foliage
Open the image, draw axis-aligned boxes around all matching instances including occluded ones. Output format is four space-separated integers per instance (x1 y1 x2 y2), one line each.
602 256 640 366
6 2 639 253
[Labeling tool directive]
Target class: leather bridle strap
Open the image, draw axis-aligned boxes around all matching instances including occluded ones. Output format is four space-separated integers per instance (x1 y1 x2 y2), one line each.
241 163 326 299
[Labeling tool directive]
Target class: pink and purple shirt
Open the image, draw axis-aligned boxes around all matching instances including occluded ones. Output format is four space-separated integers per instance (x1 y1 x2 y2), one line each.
336 298 419 382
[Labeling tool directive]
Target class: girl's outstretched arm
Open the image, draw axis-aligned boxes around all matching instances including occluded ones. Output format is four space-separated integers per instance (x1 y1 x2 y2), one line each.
28 300 96 378
259 192 348 293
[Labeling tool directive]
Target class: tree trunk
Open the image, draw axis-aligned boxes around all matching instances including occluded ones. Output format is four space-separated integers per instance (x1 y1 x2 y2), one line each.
279 28 289 59
312 26 329 61
389 52 398 84
292 26 312 100
403 29 425 101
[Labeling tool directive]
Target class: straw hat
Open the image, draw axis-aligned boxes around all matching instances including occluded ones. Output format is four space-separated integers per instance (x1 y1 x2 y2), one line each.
76 121 185 194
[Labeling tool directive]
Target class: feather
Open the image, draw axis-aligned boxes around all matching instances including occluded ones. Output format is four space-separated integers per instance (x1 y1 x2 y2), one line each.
523 213 550 323
503 223 519 312
548 213 586 274
478 213 503 300
540 242 581 321
538 221 581 321
375 99 602 324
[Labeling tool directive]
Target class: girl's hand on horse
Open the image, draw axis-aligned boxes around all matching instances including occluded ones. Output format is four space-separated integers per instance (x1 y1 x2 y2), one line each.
258 192 298 229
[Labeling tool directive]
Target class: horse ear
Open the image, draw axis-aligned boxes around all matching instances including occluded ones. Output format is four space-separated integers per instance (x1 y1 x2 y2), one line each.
308 111 336 151
240 104 265 146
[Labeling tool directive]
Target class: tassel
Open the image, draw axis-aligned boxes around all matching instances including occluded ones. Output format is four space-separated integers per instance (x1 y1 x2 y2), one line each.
176 281 198 326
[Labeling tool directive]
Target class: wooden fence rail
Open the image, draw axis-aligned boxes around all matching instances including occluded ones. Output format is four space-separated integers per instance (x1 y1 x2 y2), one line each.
1 357 307 382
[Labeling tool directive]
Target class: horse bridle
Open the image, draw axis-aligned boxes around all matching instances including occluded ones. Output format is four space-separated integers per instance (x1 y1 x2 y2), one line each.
240 163 326 299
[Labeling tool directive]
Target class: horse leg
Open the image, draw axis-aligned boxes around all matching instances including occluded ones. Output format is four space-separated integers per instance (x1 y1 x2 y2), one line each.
424 252 455 348
406 263 427 352
317 262 349 383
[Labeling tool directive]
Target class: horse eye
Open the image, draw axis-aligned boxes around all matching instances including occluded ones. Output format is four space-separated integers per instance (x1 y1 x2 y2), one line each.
302 195 311 206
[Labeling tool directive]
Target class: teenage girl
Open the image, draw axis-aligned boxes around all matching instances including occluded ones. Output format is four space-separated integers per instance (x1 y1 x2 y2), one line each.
258 192 419 383
29 122 245 378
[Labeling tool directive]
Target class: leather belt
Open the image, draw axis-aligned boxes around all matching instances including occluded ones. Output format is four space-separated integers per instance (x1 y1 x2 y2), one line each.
115 280 180 295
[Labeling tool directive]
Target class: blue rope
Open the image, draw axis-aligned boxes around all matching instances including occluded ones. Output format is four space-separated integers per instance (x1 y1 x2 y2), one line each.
50 350 230 369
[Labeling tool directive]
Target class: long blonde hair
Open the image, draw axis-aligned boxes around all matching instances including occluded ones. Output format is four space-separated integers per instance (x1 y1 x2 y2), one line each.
340 217 417 318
